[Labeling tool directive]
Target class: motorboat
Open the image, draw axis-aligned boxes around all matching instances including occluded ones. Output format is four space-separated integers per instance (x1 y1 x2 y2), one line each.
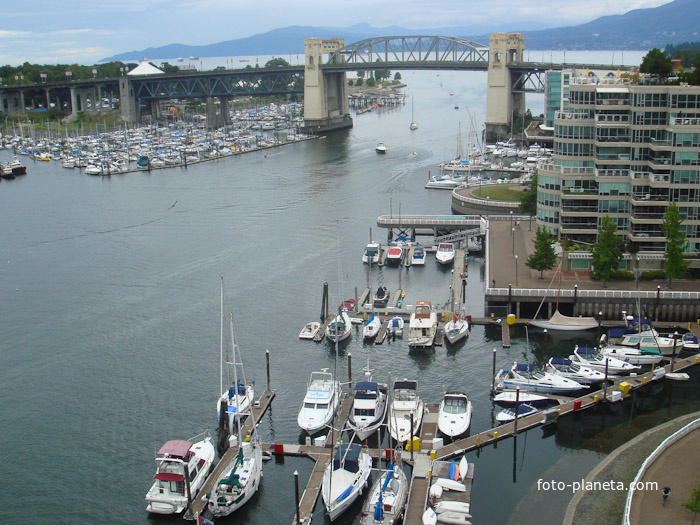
528 310 598 331
299 321 321 340
297 368 341 434
617 332 679 356
570 346 640 375
388 316 404 337
322 443 372 520
437 391 472 437
425 175 463 189
494 362 589 394
85 164 103 175
599 345 664 365
373 286 390 308
435 243 456 265
493 391 550 406
682 332 700 350
385 246 404 267
496 403 538 423
408 300 438 348
359 462 408 524
375 142 388 154
363 242 380 264
444 313 469 344
388 379 424 443
411 246 426 265
145 432 215 514
207 312 263 518
348 364 388 440
545 357 607 384
326 309 352 343
363 314 382 340
8 156 27 175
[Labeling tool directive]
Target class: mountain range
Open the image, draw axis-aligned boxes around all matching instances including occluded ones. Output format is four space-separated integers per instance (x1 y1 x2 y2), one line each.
103 0 700 62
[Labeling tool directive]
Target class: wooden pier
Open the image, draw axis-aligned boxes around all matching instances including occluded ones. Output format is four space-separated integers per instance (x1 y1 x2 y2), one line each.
183 389 276 521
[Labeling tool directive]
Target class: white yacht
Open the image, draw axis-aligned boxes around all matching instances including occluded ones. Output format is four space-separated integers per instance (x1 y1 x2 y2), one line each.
408 300 438 347
145 433 215 514
599 345 664 365
375 142 388 154
363 314 382 340
444 313 469 344
545 357 607 384
322 443 372 520
438 391 472 437
347 365 388 440
435 243 456 265
326 309 352 343
388 379 424 443
362 242 380 264
570 346 640 375
297 368 341 434
411 246 426 265
494 362 589 394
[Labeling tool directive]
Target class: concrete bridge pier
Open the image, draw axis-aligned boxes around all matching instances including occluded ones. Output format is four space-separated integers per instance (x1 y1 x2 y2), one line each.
219 96 231 125
485 33 526 144
205 96 219 128
302 38 353 134
119 77 138 123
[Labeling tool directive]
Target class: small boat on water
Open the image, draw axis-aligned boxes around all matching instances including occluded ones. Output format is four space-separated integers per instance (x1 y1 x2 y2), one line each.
435 243 456 265
444 313 469 344
145 432 215 514
299 321 321 340
388 316 404 337
599 345 664 365
375 142 388 154
494 362 588 394
438 391 472 437
322 442 373 520
493 391 550 406
496 403 538 423
385 246 404 267
348 363 388 440
297 368 342 434
326 309 352 343
373 286 390 308
529 310 598 331
545 357 607 384
363 242 380 264
616 332 679 356
360 461 409 524
388 379 424 443
682 332 700 350
570 346 640 375
411 246 425 265
408 300 438 348
363 314 382 340
8 156 27 175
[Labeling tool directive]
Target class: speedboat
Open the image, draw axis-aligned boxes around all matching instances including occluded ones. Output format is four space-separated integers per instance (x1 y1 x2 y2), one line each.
363 243 380 264
322 443 372 521
496 403 538 423
348 365 388 440
435 243 456 265
299 321 321 340
617 333 679 356
599 345 664 366
545 357 607 384
388 379 424 443
373 286 390 308
388 316 404 337
682 332 700 350
570 346 640 375
207 440 263 517
359 462 408 525
363 314 382 340
8 156 27 175
437 391 472 437
385 246 404 267
494 362 588 394
493 391 550 406
411 246 425 265
444 313 469 344
408 300 438 348
375 142 388 154
145 432 215 514
326 309 352 343
297 368 341 434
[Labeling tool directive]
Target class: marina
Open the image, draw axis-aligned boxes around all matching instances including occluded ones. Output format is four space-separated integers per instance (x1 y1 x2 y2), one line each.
5 56 700 525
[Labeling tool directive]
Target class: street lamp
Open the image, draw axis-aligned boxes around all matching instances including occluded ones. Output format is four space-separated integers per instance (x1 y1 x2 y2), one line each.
65 70 72 81
40 72 47 83
515 254 519 287
510 210 513 231
512 227 515 254
92 68 97 79
119 67 125 76
635 255 640 288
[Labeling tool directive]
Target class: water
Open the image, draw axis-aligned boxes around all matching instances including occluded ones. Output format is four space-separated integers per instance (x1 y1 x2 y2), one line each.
3 55 697 525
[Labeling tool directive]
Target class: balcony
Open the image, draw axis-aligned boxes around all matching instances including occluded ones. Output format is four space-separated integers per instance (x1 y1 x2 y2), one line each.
595 113 630 124
671 117 700 126
596 99 631 107
537 161 594 174
555 110 591 121
595 168 632 178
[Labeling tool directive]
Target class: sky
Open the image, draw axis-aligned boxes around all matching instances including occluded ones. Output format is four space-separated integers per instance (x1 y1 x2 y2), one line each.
0 0 670 66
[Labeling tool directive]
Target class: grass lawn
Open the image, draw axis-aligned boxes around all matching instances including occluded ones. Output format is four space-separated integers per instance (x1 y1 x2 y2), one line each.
472 185 525 202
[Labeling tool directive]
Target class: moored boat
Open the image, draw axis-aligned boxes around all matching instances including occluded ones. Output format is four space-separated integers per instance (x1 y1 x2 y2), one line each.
545 357 607 384
599 345 664 365
435 243 456 265
363 242 380 264
388 379 424 443
494 362 589 394
437 391 472 437
388 316 404 337
348 364 388 440
363 314 382 340
570 345 640 375
385 246 404 267
411 246 426 265
297 368 341 434
496 403 538 423
326 309 352 343
299 321 321 340
408 300 438 348
373 286 389 308
360 461 408 524
528 310 598 331
322 442 372 520
444 313 469 344
375 142 387 154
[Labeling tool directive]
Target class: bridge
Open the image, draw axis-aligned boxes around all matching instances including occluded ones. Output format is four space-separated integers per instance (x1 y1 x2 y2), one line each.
0 33 634 137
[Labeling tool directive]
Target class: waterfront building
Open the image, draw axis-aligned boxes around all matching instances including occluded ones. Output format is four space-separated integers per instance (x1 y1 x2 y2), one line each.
537 74 700 272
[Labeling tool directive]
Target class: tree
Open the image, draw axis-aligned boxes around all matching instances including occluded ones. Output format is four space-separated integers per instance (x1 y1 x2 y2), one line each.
682 484 700 525
526 226 557 278
640 48 673 80
366 77 376 87
356 77 363 86
265 57 289 68
591 215 622 286
356 70 365 79
661 201 688 287
393 72 401 81
519 171 538 215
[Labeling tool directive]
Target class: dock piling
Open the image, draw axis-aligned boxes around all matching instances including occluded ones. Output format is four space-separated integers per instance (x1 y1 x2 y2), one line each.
348 353 352 385
491 348 497 394
294 470 300 524
266 349 271 391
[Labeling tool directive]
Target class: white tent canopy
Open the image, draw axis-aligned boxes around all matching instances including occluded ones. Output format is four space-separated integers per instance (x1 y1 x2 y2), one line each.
127 61 164 76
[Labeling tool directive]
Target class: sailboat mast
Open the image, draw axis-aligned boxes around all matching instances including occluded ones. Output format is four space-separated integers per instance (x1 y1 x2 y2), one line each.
229 312 244 445
220 277 224 397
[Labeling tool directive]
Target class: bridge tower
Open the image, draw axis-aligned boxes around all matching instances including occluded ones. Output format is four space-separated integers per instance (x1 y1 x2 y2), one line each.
485 33 525 144
303 38 353 134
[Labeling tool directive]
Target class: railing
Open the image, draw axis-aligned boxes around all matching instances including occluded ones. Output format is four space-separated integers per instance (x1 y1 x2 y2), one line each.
595 136 631 143
671 117 700 126
596 99 631 106
555 111 591 120
595 114 629 123
649 174 670 183
487 287 700 300
538 161 594 174
596 168 631 177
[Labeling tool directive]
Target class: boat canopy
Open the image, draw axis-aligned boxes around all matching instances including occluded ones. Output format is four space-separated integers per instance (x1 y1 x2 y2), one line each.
577 346 597 355
515 363 536 373
354 381 378 398
333 443 361 473
155 472 185 482
549 358 572 366
157 440 192 459
228 382 247 398
393 380 417 390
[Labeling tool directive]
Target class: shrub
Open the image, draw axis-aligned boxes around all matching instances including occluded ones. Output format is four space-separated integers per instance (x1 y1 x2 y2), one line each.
640 270 667 281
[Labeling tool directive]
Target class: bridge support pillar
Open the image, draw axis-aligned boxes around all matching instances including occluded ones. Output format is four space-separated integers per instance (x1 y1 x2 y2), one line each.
205 96 219 128
485 33 526 144
302 38 353 134
119 77 138 123
219 96 231 125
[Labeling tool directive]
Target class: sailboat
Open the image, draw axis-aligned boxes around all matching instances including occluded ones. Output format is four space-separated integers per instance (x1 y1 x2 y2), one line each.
322 442 373 520
359 460 409 524
217 278 254 435
409 95 418 130
206 312 263 517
